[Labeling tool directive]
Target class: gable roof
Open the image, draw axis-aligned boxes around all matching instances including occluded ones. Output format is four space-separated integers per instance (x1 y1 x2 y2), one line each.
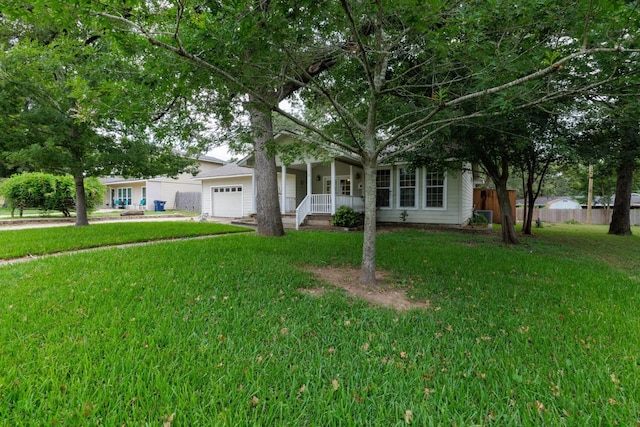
193 162 253 180
100 155 226 184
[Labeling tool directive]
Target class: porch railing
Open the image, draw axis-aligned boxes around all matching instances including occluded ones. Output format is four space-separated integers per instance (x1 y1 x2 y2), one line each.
311 194 332 214
336 195 365 212
295 195 312 230
296 194 364 230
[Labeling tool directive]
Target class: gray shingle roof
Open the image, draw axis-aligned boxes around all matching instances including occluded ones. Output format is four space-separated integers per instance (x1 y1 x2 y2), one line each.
194 163 253 179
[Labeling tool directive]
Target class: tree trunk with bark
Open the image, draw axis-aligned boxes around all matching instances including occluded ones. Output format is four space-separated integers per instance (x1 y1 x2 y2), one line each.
248 100 285 237
521 172 536 235
494 178 518 244
73 173 89 226
608 155 634 236
479 153 518 244
360 158 378 285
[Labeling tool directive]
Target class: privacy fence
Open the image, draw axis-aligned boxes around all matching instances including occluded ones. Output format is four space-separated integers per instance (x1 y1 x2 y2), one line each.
174 192 201 213
516 208 640 226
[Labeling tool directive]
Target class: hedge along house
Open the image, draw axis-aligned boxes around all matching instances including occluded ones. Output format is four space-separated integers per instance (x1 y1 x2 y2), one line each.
100 155 225 210
196 133 475 229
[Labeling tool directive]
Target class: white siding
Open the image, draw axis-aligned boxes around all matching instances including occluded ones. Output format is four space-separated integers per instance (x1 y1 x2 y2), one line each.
376 165 471 225
197 161 224 176
146 181 163 210
157 181 201 210
460 166 474 224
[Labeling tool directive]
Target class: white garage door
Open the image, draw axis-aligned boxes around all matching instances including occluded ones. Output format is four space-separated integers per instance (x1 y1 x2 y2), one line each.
212 186 243 217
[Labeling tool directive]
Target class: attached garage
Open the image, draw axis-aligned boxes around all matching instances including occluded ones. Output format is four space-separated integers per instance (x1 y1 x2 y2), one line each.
211 186 244 217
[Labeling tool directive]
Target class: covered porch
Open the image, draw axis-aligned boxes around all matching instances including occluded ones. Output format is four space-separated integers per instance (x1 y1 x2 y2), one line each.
275 158 365 229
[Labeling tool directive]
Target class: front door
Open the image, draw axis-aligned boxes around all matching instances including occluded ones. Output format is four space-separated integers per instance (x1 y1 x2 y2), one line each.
324 176 351 195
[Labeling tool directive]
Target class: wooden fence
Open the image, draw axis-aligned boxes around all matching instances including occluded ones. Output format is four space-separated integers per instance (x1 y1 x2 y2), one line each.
516 208 640 225
175 192 201 213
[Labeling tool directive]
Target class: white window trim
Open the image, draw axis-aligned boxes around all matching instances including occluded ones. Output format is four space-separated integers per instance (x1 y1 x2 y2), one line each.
323 175 351 196
397 167 418 210
376 168 393 209
423 170 447 210
117 187 133 205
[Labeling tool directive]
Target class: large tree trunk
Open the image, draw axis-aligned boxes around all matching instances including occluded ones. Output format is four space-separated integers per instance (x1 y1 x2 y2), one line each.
73 173 89 226
360 159 378 285
494 177 518 244
248 100 285 237
608 156 634 236
480 154 518 244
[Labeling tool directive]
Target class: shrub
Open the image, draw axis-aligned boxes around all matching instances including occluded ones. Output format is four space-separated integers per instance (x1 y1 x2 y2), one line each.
332 205 361 228
0 172 105 217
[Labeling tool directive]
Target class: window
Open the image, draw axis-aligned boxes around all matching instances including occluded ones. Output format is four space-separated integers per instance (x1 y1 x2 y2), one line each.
324 177 351 195
117 187 132 206
398 167 417 208
425 171 445 209
376 169 391 208
339 178 351 195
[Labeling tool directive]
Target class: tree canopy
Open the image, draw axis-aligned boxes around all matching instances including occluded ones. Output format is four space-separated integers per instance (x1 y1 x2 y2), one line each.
0 3 207 225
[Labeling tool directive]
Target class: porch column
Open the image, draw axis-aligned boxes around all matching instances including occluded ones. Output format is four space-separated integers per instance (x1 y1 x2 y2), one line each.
306 162 312 198
281 164 287 214
349 166 354 196
331 160 336 214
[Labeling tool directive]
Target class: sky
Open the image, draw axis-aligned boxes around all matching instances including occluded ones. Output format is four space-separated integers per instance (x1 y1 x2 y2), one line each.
207 144 233 161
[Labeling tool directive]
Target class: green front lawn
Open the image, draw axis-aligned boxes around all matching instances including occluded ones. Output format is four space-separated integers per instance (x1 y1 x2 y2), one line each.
0 224 638 425
0 222 251 260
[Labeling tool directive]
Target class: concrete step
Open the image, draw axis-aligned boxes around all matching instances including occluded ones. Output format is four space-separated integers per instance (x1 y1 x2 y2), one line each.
304 214 333 227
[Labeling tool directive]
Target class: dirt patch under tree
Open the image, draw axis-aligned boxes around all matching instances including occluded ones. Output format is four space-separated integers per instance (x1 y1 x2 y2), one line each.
300 266 430 312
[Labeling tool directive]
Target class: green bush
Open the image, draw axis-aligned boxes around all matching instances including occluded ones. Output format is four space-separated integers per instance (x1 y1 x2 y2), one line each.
0 172 104 217
332 205 361 228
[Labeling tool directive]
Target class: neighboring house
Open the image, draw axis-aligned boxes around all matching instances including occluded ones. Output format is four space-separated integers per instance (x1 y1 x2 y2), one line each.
101 155 225 210
516 196 582 209
195 133 475 228
547 197 582 209
587 193 640 209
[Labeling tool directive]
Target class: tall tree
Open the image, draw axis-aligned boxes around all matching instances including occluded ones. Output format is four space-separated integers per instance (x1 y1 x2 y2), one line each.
577 109 640 235
517 111 569 235
0 5 201 225
93 0 344 237
565 0 640 235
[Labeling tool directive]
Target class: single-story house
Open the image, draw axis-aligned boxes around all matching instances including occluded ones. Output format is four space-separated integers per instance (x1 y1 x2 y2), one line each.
194 133 475 228
547 197 582 209
100 155 225 210
516 196 582 209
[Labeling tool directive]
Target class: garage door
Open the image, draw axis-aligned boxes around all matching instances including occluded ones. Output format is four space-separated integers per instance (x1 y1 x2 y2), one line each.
212 186 243 217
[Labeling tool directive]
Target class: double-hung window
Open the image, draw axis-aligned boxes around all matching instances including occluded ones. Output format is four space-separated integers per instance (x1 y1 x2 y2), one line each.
376 169 391 208
424 171 445 209
398 167 417 208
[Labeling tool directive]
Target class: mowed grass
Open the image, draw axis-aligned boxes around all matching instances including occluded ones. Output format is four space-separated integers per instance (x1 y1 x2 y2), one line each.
0 224 639 425
0 222 250 260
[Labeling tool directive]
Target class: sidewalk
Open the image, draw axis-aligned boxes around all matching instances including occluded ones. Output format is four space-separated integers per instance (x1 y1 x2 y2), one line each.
0 210 235 230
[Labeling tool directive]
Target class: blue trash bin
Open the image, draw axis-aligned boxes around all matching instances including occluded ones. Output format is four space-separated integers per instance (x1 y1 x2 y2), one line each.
153 200 166 212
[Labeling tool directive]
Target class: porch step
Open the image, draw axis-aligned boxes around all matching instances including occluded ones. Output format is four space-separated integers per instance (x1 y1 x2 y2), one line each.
304 214 333 227
281 213 297 225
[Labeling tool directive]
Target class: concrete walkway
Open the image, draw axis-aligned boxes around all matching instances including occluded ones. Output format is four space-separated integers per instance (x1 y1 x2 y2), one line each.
0 210 237 231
